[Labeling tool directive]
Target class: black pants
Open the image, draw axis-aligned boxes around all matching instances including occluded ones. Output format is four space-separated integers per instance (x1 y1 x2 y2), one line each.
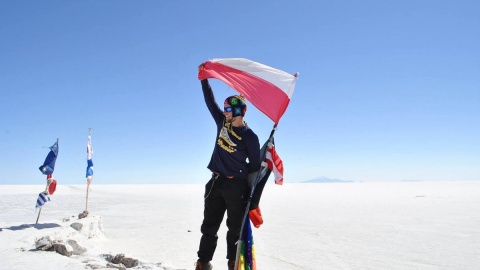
197 174 249 262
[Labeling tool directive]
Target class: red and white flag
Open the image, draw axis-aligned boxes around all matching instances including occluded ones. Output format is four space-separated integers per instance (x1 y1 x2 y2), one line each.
198 58 298 124
265 143 284 185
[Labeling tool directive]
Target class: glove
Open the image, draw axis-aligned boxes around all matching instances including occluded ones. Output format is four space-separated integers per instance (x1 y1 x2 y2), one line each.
249 206 263 228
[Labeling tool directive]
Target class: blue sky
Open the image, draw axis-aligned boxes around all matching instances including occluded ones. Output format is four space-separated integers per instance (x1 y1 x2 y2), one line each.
1 0 479 184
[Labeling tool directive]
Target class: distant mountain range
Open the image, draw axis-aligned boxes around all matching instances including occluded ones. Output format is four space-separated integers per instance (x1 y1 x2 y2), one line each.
302 176 354 183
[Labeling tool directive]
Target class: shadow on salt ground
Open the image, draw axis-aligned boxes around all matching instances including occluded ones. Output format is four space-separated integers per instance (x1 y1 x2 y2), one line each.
1 223 61 231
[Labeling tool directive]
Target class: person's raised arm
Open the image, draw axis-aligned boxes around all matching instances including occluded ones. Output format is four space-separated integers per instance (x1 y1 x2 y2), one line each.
199 64 224 124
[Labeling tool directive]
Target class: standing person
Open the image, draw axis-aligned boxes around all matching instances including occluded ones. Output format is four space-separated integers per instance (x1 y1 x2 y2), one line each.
195 64 261 270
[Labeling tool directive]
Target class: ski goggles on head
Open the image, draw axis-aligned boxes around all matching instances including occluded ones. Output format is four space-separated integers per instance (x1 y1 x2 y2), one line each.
223 107 233 112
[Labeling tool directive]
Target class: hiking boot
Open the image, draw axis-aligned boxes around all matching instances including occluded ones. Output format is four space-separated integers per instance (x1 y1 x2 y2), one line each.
228 260 235 270
195 259 213 270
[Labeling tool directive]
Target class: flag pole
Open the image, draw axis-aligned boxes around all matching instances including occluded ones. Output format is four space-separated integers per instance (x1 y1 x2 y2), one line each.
35 209 42 224
36 137 59 224
86 183 89 212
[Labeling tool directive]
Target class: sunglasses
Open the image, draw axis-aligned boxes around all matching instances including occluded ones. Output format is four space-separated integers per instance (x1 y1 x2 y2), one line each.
224 107 233 112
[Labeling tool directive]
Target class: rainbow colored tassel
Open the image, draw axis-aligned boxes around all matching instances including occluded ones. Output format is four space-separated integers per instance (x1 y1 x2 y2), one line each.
237 216 256 270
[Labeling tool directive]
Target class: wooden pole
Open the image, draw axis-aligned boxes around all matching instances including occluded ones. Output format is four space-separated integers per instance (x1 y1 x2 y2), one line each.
85 128 92 212
35 208 42 224
86 185 89 211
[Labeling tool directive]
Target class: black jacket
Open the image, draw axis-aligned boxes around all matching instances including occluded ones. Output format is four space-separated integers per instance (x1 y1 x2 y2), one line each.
201 79 261 179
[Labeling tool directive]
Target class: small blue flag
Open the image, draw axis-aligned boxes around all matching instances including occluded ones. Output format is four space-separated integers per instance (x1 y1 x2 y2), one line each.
39 139 59 175
86 159 94 178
